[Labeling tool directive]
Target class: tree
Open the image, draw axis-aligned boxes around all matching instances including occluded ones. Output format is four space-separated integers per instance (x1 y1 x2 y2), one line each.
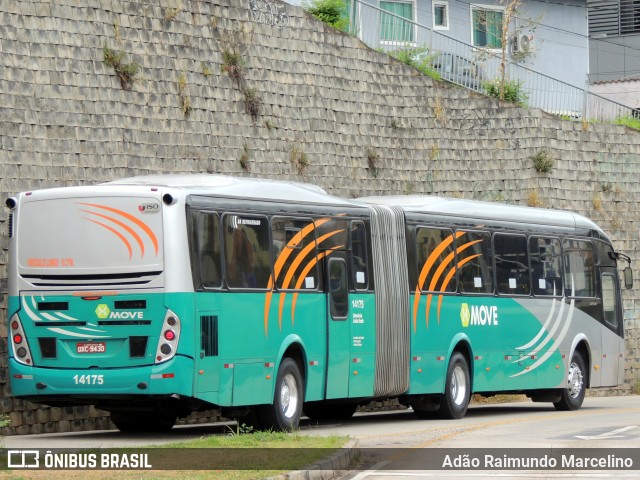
303 0 350 32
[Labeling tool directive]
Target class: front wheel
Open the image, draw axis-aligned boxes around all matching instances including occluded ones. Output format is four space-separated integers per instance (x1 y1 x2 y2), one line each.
437 352 471 419
554 351 586 411
257 357 304 430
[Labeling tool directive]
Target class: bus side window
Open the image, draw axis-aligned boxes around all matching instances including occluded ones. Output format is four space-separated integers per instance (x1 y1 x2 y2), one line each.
329 258 349 319
563 239 595 297
416 227 456 293
529 237 563 296
456 231 493 294
271 217 319 290
223 215 271 289
350 221 369 290
601 274 619 329
196 212 221 288
494 234 530 295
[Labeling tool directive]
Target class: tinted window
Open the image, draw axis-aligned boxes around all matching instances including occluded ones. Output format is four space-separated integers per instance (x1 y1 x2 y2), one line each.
329 259 349 319
456 231 493 294
563 239 596 297
416 227 456 293
223 215 271 289
271 217 318 290
602 275 619 329
351 221 369 290
494 234 530 295
529 237 563 296
195 212 221 288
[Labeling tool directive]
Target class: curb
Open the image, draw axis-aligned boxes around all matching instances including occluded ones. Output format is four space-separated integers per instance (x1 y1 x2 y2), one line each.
265 439 360 480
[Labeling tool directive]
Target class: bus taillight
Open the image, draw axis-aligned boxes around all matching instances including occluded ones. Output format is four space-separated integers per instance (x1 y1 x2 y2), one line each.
9 314 33 366
155 310 181 364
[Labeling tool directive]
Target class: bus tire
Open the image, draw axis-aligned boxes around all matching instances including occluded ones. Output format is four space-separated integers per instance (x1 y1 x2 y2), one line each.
304 401 357 421
438 352 470 419
258 357 304 430
554 351 586 411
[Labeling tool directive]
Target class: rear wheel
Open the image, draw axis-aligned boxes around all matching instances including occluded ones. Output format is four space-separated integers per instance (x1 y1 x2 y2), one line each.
257 357 304 430
554 351 586 411
437 352 471 419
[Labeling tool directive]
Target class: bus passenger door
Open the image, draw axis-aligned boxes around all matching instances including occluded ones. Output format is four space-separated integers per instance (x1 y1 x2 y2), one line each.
600 269 624 386
324 256 351 399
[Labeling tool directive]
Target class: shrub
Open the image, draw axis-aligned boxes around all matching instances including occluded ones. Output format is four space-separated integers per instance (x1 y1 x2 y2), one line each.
483 78 528 107
303 0 350 31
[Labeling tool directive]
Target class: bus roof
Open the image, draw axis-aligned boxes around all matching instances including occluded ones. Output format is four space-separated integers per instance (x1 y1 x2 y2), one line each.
106 174 359 207
357 195 608 238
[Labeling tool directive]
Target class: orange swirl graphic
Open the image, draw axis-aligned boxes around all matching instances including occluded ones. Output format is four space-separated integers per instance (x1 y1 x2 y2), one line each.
78 202 159 256
263 218 331 337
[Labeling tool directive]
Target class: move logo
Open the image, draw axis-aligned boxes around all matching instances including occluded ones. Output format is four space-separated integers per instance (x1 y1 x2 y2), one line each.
95 304 144 320
95 304 111 319
460 303 499 327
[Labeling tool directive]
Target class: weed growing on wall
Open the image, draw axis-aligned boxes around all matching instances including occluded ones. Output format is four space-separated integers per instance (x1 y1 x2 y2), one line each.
103 47 139 90
290 143 309 175
484 78 528 107
531 149 554 173
366 148 380 178
244 88 263 122
177 72 192 117
239 143 250 172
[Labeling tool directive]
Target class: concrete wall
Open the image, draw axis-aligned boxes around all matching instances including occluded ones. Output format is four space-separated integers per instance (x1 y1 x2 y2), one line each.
0 0 639 435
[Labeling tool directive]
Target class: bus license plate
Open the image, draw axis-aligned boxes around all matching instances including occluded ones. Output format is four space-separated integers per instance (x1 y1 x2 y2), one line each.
76 342 106 354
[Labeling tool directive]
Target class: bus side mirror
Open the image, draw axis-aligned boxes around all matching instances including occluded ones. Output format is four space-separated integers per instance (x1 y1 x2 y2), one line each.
624 267 633 289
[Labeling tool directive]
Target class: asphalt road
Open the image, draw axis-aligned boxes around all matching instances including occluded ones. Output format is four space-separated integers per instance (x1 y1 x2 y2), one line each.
3 395 640 478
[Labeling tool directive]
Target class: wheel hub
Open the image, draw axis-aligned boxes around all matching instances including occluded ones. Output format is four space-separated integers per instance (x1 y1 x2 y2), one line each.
567 362 584 398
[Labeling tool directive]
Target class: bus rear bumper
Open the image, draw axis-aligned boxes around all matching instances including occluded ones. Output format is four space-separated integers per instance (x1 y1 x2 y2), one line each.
8 355 194 399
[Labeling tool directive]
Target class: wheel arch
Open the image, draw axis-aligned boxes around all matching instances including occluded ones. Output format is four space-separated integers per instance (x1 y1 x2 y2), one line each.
275 335 307 386
446 333 474 393
570 335 591 388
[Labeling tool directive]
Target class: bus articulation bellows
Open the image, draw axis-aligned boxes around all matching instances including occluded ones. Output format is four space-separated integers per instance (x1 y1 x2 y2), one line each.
5 175 632 431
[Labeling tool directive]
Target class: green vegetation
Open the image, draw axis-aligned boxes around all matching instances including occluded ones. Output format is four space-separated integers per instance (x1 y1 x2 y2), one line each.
613 115 640 131
366 148 380 178
531 149 554 174
483 78 528 107
221 47 245 88
103 47 139 90
243 88 263 122
389 48 442 81
291 143 310 174
303 0 350 31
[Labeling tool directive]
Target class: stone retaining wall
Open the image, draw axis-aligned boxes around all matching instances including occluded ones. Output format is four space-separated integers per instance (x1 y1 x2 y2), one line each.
0 0 638 435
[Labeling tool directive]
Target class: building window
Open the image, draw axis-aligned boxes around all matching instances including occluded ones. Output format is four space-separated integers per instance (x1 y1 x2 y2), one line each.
380 1 414 43
471 5 503 49
433 1 449 30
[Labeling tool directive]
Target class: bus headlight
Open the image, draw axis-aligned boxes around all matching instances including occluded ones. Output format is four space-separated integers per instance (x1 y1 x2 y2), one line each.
155 310 180 364
9 314 33 366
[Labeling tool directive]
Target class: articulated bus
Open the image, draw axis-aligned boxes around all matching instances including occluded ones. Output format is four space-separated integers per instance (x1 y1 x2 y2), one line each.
5 175 632 431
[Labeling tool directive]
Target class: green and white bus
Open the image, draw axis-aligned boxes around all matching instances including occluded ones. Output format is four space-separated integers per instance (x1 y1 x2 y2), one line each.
5 175 632 431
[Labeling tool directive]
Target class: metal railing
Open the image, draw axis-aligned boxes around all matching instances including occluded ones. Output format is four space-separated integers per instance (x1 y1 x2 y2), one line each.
350 0 634 122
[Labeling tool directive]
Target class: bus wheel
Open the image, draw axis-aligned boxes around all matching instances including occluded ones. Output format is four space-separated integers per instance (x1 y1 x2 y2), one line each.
110 411 176 433
304 402 357 421
438 352 470 419
258 357 304 430
554 351 586 411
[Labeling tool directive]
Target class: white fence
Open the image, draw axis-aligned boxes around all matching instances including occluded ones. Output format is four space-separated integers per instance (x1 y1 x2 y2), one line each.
350 0 635 122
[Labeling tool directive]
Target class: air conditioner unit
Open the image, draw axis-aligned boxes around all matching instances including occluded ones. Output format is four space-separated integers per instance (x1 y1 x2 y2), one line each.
512 34 533 54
